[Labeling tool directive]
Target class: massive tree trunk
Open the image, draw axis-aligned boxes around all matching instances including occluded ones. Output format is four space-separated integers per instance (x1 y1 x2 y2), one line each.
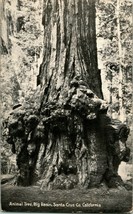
37 0 106 189
38 0 103 102
4 0 130 190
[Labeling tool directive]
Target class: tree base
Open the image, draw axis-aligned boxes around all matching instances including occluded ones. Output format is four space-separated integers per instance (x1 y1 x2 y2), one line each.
3 93 130 190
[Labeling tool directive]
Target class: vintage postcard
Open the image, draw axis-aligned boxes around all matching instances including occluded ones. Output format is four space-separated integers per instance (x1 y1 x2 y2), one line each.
0 0 132 213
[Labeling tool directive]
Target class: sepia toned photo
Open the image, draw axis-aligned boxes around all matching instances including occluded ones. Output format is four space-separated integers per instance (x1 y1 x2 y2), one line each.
0 0 132 212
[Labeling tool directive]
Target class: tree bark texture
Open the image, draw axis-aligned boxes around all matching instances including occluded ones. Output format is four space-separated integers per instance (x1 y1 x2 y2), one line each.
38 0 103 103
3 0 130 190
37 0 107 189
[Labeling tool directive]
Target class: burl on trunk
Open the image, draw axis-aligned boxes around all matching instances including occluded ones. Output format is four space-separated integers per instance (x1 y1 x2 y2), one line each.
4 0 130 189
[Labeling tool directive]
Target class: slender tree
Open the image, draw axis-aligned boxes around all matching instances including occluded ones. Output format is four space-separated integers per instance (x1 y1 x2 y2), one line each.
116 0 125 122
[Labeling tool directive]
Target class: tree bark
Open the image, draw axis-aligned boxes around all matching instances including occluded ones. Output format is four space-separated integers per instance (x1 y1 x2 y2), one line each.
4 0 130 190
37 0 106 189
38 0 103 105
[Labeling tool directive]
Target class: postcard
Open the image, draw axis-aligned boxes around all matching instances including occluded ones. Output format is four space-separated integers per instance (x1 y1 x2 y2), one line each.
1 0 132 213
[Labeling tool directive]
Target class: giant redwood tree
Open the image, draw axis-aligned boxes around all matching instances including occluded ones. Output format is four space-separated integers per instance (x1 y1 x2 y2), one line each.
4 0 130 189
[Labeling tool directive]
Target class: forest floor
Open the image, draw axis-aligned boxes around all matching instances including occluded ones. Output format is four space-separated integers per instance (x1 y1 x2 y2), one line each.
1 175 132 213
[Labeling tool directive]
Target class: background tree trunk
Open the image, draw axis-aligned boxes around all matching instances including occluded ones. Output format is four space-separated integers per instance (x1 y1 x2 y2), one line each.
116 0 125 122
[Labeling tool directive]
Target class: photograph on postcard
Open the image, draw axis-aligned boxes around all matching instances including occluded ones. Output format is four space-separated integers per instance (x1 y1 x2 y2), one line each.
1 0 132 213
